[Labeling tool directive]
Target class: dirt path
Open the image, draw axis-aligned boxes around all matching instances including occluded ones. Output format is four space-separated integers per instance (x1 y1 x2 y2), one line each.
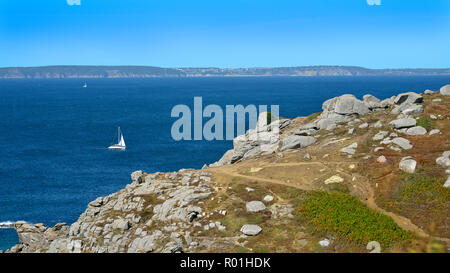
210 161 450 244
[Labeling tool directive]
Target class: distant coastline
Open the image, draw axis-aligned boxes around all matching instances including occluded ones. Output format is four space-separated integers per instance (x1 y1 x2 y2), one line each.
1 65 450 79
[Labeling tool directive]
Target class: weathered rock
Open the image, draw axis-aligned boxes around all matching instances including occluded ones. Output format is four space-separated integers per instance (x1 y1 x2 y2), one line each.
377 156 387 164
324 175 344 184
380 97 395 108
161 241 183 253
319 239 331 247
399 157 417 173
263 195 274 202
401 104 423 115
405 126 427 136
246 201 266 212
359 122 369 129
373 131 389 141
295 128 318 136
131 170 143 184
429 129 440 136
269 203 294 219
363 94 383 110
67 240 83 253
444 176 450 188
112 219 130 231
340 143 358 155
436 151 450 168
424 89 434 95
392 137 413 150
88 197 105 208
280 135 316 151
367 241 382 253
14 222 46 248
440 84 450 96
322 94 370 116
240 224 262 236
389 118 416 129
394 92 423 105
127 231 162 253
373 121 383 128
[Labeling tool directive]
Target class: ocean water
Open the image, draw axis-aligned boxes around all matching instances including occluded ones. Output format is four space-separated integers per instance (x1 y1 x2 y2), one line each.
1 76 449 250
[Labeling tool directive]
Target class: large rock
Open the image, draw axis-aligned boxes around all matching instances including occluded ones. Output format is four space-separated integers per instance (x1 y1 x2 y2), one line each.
401 104 423 115
324 175 344 184
394 92 423 105
363 94 386 110
389 118 416 129
256 111 279 131
240 224 262 236
440 84 450 96
112 219 130 231
127 231 162 253
392 137 413 150
131 170 143 184
280 135 316 151
373 131 389 141
405 126 427 136
295 128 318 136
14 222 46 247
399 157 417 173
340 143 358 155
322 94 370 117
246 201 266 212
436 151 450 168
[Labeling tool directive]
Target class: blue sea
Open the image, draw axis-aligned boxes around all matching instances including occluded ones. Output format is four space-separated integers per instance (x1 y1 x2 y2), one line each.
1 76 449 250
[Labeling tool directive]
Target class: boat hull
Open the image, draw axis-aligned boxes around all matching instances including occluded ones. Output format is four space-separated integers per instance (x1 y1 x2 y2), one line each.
108 145 126 150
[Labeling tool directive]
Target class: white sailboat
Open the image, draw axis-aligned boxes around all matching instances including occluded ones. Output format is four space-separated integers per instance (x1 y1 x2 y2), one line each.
83 82 87 88
108 126 126 150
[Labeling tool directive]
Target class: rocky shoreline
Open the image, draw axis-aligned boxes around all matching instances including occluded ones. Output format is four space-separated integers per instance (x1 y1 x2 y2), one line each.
4 84 450 253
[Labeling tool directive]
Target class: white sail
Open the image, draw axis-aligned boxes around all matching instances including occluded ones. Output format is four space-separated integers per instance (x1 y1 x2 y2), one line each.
108 126 126 150
119 134 125 147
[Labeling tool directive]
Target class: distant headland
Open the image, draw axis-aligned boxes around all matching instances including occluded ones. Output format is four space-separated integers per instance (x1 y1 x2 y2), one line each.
1 65 450 79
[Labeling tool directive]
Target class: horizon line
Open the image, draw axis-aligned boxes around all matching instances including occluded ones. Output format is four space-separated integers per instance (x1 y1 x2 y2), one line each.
1 65 450 70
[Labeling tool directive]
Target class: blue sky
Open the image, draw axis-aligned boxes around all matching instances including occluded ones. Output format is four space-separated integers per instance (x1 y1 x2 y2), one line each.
0 0 449 68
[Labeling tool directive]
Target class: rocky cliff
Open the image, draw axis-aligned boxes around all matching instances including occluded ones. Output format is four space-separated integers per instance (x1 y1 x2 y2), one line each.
5 85 450 253
1 66 450 79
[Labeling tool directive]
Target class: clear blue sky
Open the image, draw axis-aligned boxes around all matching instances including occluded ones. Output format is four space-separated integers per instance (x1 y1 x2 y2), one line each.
0 0 449 68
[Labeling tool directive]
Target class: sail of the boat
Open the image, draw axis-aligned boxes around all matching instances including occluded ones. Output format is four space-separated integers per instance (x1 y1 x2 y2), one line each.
119 134 125 147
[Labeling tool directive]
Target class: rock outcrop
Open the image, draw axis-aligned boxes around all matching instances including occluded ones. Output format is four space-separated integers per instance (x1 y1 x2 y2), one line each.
7 86 449 253
440 84 450 96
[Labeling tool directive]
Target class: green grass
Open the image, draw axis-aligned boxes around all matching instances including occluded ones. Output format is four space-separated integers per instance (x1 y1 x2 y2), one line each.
416 117 435 131
397 173 450 204
296 191 411 247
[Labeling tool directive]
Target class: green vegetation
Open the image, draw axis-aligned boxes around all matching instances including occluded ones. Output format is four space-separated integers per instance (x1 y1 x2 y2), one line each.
416 117 435 131
397 173 450 204
306 112 321 122
266 112 272 125
296 191 411 247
